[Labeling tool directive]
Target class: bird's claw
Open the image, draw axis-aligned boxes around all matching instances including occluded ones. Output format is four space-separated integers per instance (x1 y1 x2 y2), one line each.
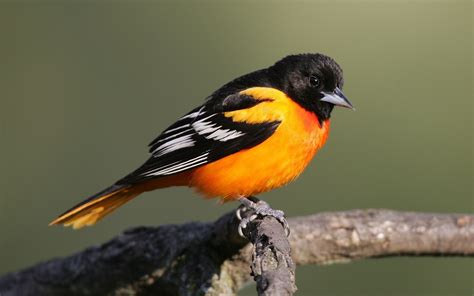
236 197 290 237
237 213 258 237
235 206 250 221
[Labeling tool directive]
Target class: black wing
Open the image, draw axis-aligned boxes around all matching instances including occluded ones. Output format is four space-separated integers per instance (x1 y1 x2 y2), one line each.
117 94 280 185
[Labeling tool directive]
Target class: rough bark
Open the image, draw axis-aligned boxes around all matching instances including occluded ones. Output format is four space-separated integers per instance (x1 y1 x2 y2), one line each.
0 209 472 296
239 212 296 296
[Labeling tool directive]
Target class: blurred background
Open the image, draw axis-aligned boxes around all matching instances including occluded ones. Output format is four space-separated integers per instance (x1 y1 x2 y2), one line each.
0 1 472 295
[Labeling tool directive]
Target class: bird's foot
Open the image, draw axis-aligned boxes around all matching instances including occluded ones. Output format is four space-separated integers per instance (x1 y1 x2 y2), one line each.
236 196 290 237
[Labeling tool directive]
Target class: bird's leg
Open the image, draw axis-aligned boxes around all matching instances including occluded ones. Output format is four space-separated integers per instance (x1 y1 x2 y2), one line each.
236 196 290 237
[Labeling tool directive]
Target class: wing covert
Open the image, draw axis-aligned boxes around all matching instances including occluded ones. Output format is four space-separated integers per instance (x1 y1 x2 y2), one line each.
117 93 280 184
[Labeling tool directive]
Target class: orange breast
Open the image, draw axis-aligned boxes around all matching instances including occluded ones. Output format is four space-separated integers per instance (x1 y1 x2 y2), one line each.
189 87 330 200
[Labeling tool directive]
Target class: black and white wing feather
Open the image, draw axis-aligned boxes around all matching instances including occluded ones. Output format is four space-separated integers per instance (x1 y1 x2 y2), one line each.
117 94 280 184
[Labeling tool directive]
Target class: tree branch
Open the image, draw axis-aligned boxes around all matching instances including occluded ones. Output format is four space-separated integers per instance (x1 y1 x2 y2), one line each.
0 209 472 296
239 210 296 296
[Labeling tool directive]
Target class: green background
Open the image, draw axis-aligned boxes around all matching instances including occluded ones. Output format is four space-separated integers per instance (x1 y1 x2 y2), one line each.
1 1 472 295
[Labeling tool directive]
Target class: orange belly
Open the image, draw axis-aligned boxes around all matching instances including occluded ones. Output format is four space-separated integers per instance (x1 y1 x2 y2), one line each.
189 88 330 200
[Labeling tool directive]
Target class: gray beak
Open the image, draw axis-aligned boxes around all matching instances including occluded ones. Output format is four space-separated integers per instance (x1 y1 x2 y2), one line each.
321 87 355 110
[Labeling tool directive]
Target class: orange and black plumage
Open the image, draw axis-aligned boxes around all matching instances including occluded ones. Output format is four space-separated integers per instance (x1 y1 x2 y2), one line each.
50 53 354 229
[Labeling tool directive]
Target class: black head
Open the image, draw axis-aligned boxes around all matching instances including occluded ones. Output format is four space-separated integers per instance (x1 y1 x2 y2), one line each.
268 53 354 122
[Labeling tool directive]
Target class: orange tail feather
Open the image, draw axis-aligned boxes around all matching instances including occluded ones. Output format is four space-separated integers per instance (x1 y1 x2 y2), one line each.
49 172 192 229
49 186 140 229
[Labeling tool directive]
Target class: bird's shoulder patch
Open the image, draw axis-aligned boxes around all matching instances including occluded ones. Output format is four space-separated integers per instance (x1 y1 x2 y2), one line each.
224 87 293 124
239 87 290 102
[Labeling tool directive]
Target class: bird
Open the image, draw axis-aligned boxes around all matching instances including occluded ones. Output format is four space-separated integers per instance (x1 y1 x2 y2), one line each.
49 53 354 231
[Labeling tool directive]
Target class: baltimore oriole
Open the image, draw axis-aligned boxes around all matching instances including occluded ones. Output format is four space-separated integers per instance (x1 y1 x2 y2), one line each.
50 53 354 230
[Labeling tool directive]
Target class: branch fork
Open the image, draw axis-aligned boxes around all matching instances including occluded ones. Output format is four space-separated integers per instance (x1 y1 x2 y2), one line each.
0 209 472 296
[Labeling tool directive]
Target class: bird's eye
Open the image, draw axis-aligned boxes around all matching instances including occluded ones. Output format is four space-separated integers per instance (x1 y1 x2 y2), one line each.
309 75 320 87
